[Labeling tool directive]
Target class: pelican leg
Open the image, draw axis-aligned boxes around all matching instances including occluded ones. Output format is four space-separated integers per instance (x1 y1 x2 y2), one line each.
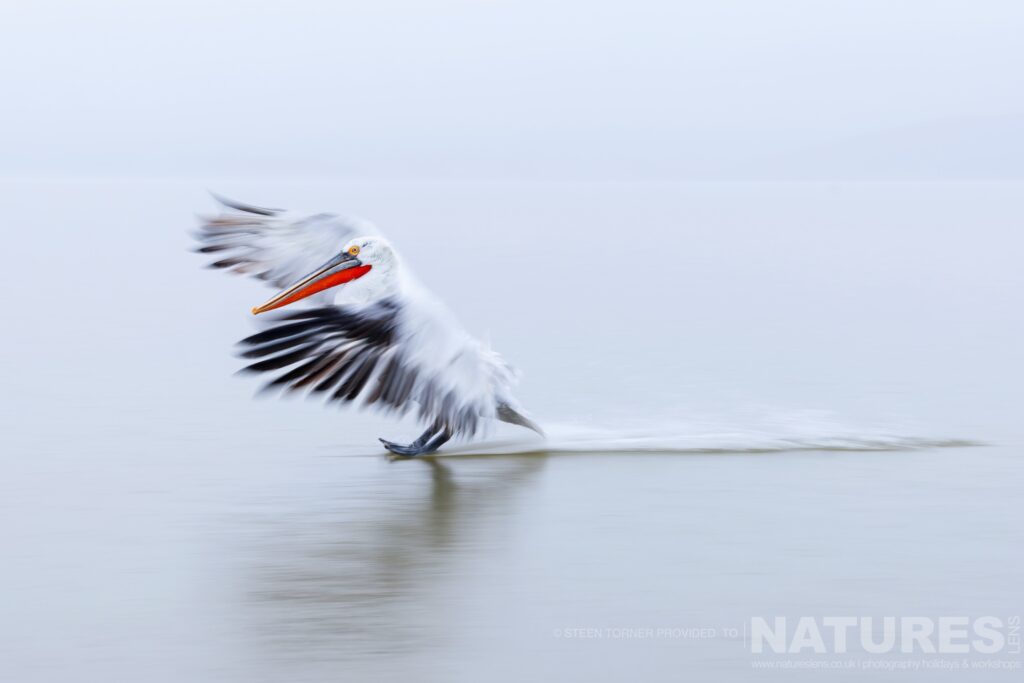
420 426 453 454
380 423 450 457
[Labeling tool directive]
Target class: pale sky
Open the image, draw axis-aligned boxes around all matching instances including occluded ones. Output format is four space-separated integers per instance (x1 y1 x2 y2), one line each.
2 0 1022 179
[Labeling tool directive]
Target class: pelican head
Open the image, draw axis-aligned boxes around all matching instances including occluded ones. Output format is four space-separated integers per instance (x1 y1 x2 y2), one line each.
251 236 398 314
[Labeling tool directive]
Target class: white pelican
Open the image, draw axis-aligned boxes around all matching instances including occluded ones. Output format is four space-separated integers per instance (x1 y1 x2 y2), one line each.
194 195 542 456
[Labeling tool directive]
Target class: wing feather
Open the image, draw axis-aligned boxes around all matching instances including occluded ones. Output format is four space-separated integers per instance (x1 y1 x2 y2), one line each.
193 195 378 294
236 300 518 438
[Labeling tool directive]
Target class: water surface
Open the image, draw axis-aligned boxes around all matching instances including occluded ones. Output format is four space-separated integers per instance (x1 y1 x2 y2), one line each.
1 180 1021 681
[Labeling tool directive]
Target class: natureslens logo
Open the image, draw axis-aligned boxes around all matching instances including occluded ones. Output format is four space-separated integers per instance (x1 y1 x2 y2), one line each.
750 616 1021 655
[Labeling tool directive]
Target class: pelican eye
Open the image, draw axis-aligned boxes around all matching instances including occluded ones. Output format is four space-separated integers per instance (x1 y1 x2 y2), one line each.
348 245 361 256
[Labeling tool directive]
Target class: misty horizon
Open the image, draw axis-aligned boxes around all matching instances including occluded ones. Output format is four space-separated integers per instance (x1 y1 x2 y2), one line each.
3 1 1023 180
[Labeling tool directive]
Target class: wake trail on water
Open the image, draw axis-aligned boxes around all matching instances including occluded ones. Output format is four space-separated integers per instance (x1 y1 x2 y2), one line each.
442 413 982 456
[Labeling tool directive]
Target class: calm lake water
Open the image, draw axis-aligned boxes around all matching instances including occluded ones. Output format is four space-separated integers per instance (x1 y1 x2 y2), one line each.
1 180 1022 681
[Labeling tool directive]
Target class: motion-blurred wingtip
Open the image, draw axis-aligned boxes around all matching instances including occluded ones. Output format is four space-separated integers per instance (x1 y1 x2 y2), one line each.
208 191 281 216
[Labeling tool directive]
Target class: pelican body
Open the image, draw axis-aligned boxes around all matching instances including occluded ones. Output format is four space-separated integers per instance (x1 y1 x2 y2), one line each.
194 195 541 456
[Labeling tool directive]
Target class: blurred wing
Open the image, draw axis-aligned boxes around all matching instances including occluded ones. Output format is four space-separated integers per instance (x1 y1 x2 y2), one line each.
193 194 378 291
237 299 517 438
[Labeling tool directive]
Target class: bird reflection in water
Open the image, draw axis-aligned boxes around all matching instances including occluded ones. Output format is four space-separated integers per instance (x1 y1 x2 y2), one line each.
240 454 546 663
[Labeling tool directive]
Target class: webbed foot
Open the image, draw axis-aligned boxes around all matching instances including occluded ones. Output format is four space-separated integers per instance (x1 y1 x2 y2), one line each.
379 438 429 457
379 425 453 457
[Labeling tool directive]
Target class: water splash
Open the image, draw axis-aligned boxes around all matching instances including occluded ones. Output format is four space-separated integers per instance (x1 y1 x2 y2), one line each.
443 412 983 456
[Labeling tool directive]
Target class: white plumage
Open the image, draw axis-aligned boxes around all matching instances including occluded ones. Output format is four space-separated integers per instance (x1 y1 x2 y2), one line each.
194 195 541 455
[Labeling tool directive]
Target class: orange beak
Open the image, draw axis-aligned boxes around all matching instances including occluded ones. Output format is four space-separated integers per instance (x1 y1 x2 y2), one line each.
251 252 372 315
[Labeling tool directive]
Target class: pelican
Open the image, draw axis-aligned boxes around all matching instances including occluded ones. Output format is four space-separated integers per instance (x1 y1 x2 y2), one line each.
193 195 543 456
